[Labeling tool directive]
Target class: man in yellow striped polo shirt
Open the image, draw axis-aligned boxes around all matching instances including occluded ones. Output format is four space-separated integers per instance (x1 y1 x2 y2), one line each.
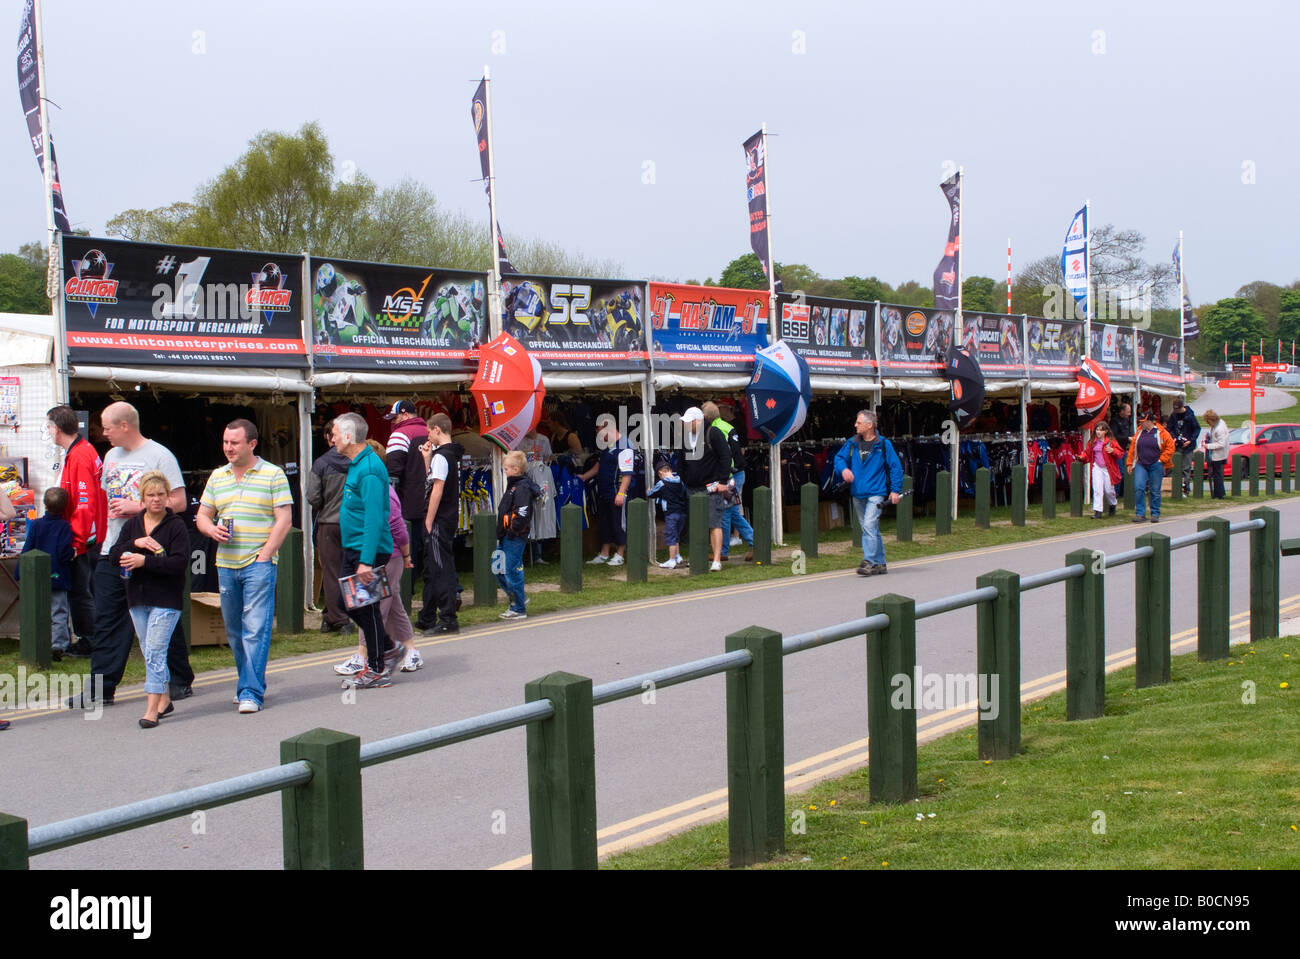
197 418 292 713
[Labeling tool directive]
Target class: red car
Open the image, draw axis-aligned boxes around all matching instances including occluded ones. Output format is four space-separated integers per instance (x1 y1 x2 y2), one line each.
1215 424 1300 477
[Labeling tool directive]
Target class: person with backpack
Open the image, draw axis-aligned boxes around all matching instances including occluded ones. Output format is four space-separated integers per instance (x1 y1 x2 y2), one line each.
833 409 904 576
707 401 754 562
496 451 541 619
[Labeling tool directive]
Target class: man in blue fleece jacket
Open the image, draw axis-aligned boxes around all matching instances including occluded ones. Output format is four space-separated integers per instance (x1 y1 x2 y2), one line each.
833 409 904 576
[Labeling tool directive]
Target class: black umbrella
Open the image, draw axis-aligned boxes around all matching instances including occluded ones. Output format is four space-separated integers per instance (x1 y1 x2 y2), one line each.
944 345 985 430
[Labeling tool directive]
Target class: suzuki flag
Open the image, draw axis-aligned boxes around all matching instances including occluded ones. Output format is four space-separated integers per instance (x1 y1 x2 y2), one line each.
1060 206 1088 318
1172 242 1200 340
471 77 517 276
743 129 778 291
932 173 961 310
17 0 70 233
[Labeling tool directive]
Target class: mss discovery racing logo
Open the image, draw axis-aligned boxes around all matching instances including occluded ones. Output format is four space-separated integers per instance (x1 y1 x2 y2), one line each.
65 249 118 318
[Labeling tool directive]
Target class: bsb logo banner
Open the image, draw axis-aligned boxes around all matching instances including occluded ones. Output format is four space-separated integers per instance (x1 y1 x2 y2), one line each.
1137 330 1182 385
1090 323 1138 382
647 282 768 372
776 292 876 376
61 237 306 368
500 275 647 371
310 257 486 372
878 304 954 376
1024 317 1085 377
959 311 1024 377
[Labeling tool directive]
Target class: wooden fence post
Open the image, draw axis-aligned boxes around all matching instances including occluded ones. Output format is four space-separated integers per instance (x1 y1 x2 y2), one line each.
525 672 597 870
281 728 363 870
725 626 785 867
866 594 917 803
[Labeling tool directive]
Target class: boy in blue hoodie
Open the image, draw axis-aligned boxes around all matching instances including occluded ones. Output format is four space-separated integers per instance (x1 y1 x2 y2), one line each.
648 461 689 569
21 487 75 659
832 410 904 576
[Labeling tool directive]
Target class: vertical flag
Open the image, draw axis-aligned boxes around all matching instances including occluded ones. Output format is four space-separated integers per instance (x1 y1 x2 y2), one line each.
17 0 70 234
1172 242 1200 340
743 129 779 291
932 173 961 310
471 75 517 276
1060 205 1089 319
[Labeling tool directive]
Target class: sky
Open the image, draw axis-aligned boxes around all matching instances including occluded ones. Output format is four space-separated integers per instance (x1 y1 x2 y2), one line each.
5 0 1297 304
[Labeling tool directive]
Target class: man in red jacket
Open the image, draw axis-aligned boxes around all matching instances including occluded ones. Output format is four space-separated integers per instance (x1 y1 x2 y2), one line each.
47 405 106 656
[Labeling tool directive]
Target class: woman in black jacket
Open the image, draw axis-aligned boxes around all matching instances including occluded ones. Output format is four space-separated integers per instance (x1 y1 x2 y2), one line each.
109 470 189 728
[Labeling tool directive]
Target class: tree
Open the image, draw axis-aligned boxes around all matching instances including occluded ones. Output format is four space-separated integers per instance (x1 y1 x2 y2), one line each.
0 241 50 314
716 253 767 290
842 275 891 302
1234 281 1282 332
106 202 195 244
889 281 932 308
1200 297 1268 362
1012 225 1173 320
962 276 998 313
1277 289 1300 347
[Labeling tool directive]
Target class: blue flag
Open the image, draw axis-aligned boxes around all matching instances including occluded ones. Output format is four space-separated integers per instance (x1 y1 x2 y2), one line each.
1060 206 1088 319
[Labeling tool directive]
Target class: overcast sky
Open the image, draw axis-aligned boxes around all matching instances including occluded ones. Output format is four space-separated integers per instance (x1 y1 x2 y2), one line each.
6 0 1296 303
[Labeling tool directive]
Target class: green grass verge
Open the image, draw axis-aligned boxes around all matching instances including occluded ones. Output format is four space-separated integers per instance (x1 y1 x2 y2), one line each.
604 636 1300 869
4 488 1297 686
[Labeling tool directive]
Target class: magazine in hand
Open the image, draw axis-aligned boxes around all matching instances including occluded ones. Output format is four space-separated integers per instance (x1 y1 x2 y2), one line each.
339 566 391 610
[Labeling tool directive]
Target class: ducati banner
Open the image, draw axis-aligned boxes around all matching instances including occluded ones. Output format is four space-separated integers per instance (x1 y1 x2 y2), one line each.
1090 323 1138 382
743 130 773 284
776 293 876 376
1024 317 1085 376
471 77 517 276
310 257 487 372
500 276 648 371
17 0 70 233
648 282 769 372
959 311 1024 377
1136 330 1182 385
932 173 961 311
61 237 307 368
878 305 954 376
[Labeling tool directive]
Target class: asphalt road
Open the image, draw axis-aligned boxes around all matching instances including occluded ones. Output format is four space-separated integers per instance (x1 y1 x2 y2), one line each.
5 496 1298 870
1193 382 1297 418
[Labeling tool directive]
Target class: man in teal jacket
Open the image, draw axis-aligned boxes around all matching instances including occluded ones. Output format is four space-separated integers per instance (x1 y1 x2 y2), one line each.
833 409 904 576
334 413 400 688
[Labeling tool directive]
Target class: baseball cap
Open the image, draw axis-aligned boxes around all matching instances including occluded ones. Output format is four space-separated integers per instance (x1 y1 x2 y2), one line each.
384 400 417 420
682 407 704 424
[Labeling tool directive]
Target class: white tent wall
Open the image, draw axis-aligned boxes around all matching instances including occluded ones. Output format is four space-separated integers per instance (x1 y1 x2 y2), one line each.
0 319 61 501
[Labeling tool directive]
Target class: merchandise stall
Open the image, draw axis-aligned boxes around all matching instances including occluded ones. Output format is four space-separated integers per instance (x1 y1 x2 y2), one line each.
1022 316 1088 503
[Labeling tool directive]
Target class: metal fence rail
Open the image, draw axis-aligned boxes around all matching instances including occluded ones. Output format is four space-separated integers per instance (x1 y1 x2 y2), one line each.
0 507 1286 872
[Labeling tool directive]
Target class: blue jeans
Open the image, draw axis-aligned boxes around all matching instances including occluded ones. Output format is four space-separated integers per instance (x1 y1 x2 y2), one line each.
1133 462 1164 519
852 495 887 566
129 605 181 695
218 561 277 706
721 472 753 557
51 590 71 652
496 537 527 614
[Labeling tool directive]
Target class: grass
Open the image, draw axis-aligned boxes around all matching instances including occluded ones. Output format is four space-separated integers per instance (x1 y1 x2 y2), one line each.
4 487 1298 686
604 636 1300 869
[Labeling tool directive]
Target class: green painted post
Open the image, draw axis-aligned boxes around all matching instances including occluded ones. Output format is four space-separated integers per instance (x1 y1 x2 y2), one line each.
0 814 28 870
1231 456 1244 497
1010 465 1026 527
865 594 918 804
1196 517 1231 660
1248 454 1260 497
975 468 991 528
1065 548 1106 720
1283 453 1292 494
800 482 818 559
1169 453 1184 502
280 728 363 870
560 503 582 593
525 671 597 870
725 626 785 867
1249 507 1280 643
400 563 413 615
274 528 304 634
472 512 496 607
1266 454 1276 496
689 492 708 577
18 550 51 668
1134 532 1171 688
1292 451 1299 491
896 475 913 542
625 499 647 583
976 570 1021 760
1192 451 1205 499
1041 461 1056 518
1122 461 1136 511
752 486 772 566
935 470 952 535
1069 461 1084 517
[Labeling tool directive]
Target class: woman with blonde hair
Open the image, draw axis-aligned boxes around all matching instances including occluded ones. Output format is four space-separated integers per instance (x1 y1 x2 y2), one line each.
1201 409 1230 499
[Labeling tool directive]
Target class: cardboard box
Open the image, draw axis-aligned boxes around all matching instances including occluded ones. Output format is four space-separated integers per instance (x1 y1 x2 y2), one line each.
188 592 228 646
819 502 845 530
784 505 802 533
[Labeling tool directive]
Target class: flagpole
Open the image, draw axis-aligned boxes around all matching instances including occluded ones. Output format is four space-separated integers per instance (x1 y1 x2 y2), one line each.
1006 237 1012 315
760 122 785 547
33 0 67 401
482 66 504 340
951 168 964 523
1083 199 1092 350
1177 231 1186 397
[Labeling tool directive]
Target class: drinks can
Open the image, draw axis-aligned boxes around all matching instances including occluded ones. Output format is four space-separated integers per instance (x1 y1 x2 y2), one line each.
221 517 234 538
120 563 132 580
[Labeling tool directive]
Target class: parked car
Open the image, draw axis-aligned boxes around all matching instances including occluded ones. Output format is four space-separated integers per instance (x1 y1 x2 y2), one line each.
1214 424 1300 477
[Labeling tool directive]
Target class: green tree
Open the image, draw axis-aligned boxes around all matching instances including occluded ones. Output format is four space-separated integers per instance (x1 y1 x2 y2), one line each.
1201 297 1268 362
0 242 49 314
842 275 891 302
1277 289 1300 348
1235 280 1282 332
889 280 933 308
961 276 998 313
717 253 767 289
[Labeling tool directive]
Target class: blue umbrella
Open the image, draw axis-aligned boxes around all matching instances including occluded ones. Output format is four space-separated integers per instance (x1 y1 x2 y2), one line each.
746 340 813 443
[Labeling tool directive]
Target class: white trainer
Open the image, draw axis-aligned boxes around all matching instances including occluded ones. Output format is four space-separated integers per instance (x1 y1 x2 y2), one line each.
709 561 722 572
607 554 625 567
400 649 423 672
586 554 609 565
333 652 366 676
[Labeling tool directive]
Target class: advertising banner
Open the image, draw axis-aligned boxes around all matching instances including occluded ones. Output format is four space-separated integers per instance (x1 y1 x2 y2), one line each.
877 304 954 376
932 173 961 310
776 293 876 376
1024 316 1085 377
743 129 773 283
1061 205 1089 317
1090 323 1138 382
309 257 485 372
959 311 1024 377
1137 330 1182 386
18 0 70 232
61 237 307 368
500 276 648 370
647 282 768 372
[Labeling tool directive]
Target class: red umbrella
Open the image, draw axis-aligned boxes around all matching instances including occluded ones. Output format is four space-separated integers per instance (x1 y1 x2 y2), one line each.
469 332 546 452
1075 357 1111 429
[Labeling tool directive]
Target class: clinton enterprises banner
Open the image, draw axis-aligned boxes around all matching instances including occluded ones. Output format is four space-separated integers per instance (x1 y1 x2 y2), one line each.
777 292 876 376
500 275 647 371
648 282 768 372
61 237 306 367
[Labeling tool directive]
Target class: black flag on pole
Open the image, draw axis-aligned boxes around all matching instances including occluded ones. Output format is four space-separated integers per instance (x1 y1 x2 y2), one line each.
17 0 70 233
743 129 780 292
1172 243 1199 341
932 173 961 310
471 77 517 276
